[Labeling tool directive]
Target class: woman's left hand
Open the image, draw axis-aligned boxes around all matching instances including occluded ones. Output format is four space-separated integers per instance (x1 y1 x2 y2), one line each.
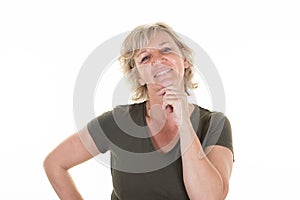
157 86 190 128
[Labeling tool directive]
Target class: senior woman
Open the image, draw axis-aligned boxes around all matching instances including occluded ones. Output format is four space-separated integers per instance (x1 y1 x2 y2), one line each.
44 22 234 200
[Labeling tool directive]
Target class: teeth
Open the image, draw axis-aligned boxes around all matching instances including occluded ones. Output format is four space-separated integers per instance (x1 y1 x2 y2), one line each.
154 69 171 78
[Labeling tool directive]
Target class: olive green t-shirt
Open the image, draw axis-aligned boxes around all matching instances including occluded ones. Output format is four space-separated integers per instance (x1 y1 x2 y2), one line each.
87 101 233 200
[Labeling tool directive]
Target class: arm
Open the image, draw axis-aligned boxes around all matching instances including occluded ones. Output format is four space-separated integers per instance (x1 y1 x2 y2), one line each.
43 126 100 200
161 88 233 200
180 122 233 200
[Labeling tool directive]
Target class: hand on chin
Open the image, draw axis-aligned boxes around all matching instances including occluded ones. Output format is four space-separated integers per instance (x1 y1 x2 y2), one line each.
148 81 175 91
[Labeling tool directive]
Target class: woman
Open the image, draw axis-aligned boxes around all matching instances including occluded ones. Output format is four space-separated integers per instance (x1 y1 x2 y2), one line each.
44 22 234 200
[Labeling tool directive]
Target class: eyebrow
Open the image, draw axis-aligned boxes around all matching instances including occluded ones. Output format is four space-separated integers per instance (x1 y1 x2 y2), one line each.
136 49 147 57
159 41 170 46
135 42 171 57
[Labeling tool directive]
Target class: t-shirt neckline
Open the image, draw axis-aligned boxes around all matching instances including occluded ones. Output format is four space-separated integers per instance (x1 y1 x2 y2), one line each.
140 101 198 155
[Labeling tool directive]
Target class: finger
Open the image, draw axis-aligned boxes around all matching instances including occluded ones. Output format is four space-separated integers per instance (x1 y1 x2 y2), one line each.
162 97 179 110
157 87 167 96
162 97 175 111
164 82 185 92
165 88 188 98
165 105 173 113
163 92 187 101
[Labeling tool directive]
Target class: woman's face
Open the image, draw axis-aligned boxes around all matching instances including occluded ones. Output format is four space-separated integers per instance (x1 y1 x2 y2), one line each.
134 30 188 89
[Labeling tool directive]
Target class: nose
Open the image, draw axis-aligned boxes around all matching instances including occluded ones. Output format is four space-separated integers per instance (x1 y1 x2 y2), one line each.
151 49 166 66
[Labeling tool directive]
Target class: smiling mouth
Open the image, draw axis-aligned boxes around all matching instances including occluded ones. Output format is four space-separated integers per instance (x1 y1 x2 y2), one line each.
154 68 172 78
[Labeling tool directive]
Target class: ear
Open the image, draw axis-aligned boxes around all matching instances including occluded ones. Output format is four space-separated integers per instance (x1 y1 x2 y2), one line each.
183 58 189 69
181 48 189 69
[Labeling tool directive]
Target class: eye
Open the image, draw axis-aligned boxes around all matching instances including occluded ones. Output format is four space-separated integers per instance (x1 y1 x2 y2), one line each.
140 55 150 63
160 47 172 54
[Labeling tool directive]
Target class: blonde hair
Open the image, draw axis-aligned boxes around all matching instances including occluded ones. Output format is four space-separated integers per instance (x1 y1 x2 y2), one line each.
119 22 197 101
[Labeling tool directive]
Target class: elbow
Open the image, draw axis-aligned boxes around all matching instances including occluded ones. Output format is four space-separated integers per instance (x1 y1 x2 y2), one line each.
211 178 229 200
43 153 65 174
43 154 50 171
221 180 230 200
208 183 229 200
211 182 229 200
188 180 229 200
207 179 230 200
213 175 230 199
43 153 55 174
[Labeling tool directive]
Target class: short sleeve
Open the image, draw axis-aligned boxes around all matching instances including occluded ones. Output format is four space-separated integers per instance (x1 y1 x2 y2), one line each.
202 112 233 154
87 111 112 153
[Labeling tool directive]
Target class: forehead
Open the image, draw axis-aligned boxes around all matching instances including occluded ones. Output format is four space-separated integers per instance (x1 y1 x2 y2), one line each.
133 31 180 57
145 31 176 48
132 30 178 51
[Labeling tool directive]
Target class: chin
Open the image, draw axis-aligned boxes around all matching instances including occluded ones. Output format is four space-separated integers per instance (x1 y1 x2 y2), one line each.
147 78 179 89
157 79 175 88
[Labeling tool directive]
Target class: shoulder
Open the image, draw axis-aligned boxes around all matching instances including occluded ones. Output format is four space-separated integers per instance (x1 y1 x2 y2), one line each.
94 102 145 124
193 104 229 124
192 104 233 152
86 102 146 152
195 105 232 145
114 101 145 114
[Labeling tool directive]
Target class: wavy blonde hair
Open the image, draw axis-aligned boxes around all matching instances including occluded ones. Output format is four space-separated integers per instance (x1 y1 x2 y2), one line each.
119 22 197 101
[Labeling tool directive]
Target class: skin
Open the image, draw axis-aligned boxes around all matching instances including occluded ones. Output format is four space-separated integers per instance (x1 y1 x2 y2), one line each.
44 30 233 200
43 127 96 200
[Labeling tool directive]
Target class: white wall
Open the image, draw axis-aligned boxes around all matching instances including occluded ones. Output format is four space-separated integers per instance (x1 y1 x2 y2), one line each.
1 0 299 199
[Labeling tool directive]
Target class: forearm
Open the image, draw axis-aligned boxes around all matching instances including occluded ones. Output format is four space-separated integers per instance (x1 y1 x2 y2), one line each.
44 159 84 200
180 123 226 200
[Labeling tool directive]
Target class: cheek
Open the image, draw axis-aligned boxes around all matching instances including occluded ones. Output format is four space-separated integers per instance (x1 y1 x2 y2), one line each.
137 65 152 80
168 52 185 64
169 57 186 72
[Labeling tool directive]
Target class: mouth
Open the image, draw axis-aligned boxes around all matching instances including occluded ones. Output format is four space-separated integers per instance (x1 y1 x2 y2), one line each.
153 68 172 78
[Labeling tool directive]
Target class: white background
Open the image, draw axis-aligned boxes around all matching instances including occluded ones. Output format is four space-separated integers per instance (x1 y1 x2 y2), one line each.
1 0 299 199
